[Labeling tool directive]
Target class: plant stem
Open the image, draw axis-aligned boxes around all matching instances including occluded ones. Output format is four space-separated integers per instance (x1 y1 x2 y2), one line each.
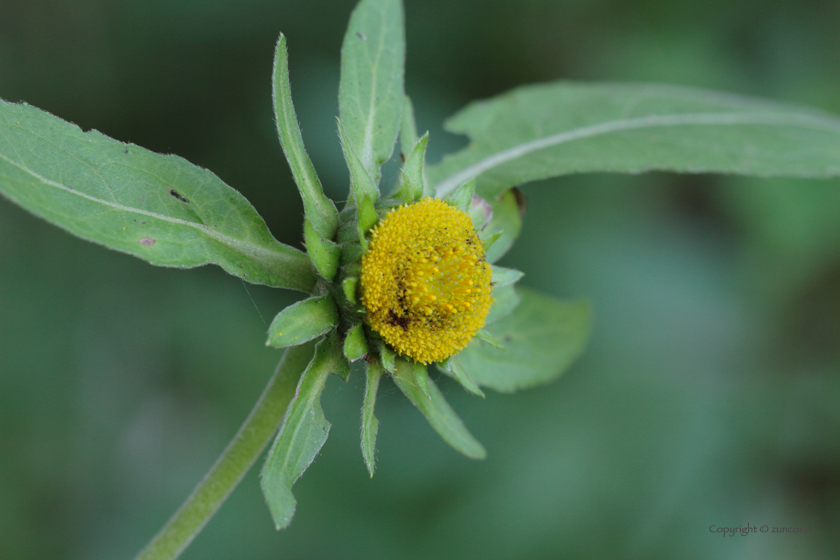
133 343 315 560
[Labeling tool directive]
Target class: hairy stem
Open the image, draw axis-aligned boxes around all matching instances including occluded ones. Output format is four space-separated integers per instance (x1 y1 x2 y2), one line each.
133 343 316 560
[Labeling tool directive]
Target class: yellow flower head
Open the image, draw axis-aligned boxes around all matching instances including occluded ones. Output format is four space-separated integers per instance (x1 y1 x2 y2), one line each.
360 197 493 364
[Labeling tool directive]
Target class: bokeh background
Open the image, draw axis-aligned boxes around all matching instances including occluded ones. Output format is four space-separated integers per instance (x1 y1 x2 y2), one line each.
2 0 840 558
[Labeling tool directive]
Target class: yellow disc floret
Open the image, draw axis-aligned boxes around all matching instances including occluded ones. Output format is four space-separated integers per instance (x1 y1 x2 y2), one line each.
360 197 493 364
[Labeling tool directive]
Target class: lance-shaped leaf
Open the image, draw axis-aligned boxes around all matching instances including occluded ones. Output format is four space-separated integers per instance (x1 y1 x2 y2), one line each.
458 288 592 393
273 34 338 239
337 118 379 207
361 361 384 477
430 82 840 201
260 334 345 530
267 295 338 348
0 99 315 292
338 0 405 186
392 360 486 459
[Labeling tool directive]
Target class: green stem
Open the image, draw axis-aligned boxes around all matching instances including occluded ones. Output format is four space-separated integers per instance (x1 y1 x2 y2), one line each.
133 343 316 560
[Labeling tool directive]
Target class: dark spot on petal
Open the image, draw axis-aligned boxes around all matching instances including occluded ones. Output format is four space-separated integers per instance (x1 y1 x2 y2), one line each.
169 189 189 203
139 237 155 246
387 309 411 331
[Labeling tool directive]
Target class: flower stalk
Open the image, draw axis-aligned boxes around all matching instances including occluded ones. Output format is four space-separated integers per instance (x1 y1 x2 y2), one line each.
133 344 315 560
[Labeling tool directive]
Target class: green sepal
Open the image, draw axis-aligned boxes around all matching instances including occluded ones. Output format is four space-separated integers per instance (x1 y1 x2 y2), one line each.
338 118 379 207
343 323 369 362
260 334 344 530
481 232 502 254
357 194 380 248
445 177 476 213
361 361 384 477
438 356 484 398
340 241 366 267
475 329 504 350
411 361 431 400
342 276 359 305
327 331 351 381
468 194 493 231
380 344 396 373
392 359 486 459
267 295 338 348
395 133 429 204
303 218 340 281
483 189 525 263
491 265 524 287
273 34 338 239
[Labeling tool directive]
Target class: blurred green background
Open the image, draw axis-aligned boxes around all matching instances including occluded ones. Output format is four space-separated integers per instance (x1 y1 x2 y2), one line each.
2 0 840 558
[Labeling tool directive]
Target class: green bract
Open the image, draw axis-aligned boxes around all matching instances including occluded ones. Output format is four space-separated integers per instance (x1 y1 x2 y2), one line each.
2 0 840 558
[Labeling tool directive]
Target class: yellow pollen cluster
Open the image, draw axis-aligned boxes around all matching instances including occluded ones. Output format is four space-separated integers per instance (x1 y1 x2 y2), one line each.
360 197 493 364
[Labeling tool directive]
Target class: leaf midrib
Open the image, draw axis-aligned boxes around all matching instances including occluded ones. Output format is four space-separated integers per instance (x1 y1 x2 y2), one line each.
434 111 840 196
360 6 388 173
0 150 292 263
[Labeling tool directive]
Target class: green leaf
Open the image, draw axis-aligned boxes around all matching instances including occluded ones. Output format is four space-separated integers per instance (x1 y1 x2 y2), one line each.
273 34 339 239
458 288 592 393
361 361 384 477
483 189 524 264
392 359 486 459
400 95 420 157
485 284 520 324
338 0 405 186
260 335 345 530
303 218 340 281
0 99 315 292
337 118 379 206
267 295 338 348
429 82 840 201
437 356 484 398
